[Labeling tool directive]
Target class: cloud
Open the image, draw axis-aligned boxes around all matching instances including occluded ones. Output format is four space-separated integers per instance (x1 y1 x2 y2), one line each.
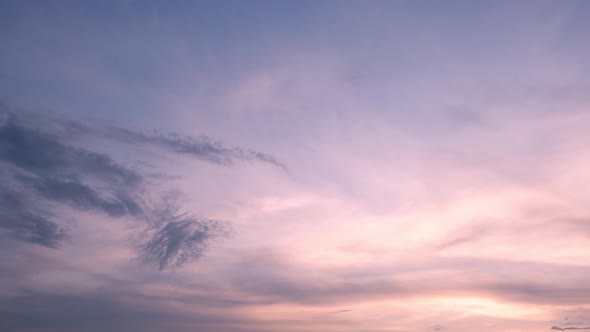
214 252 590 308
333 309 352 314
0 181 66 249
0 109 145 248
0 104 281 269
140 198 232 270
552 327 590 331
0 213 65 248
435 225 490 251
0 289 250 332
107 126 287 170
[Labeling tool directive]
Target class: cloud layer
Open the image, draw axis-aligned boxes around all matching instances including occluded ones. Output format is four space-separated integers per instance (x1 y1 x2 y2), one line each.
2 1 590 332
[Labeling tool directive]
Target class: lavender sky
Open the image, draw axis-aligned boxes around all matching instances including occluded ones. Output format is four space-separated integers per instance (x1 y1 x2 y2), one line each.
1 1 590 331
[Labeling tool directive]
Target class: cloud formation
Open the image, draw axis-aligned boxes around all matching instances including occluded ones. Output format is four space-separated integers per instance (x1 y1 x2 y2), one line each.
2 1 590 331
108 127 287 170
552 327 590 331
0 190 66 248
140 198 232 270
0 110 142 248
0 105 280 269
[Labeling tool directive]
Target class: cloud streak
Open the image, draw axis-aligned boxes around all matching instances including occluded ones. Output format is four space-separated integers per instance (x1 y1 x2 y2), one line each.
552 327 590 331
108 127 287 170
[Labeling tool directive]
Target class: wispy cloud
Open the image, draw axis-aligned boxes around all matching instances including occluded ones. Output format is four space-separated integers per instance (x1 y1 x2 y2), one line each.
107 126 287 170
139 198 232 270
0 105 281 269
552 327 590 331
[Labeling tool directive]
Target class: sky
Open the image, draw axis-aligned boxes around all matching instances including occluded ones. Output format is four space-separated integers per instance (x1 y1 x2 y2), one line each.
1 1 590 331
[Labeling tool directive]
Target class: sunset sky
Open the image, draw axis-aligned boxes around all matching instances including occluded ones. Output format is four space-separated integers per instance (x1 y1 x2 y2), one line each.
1 1 590 331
